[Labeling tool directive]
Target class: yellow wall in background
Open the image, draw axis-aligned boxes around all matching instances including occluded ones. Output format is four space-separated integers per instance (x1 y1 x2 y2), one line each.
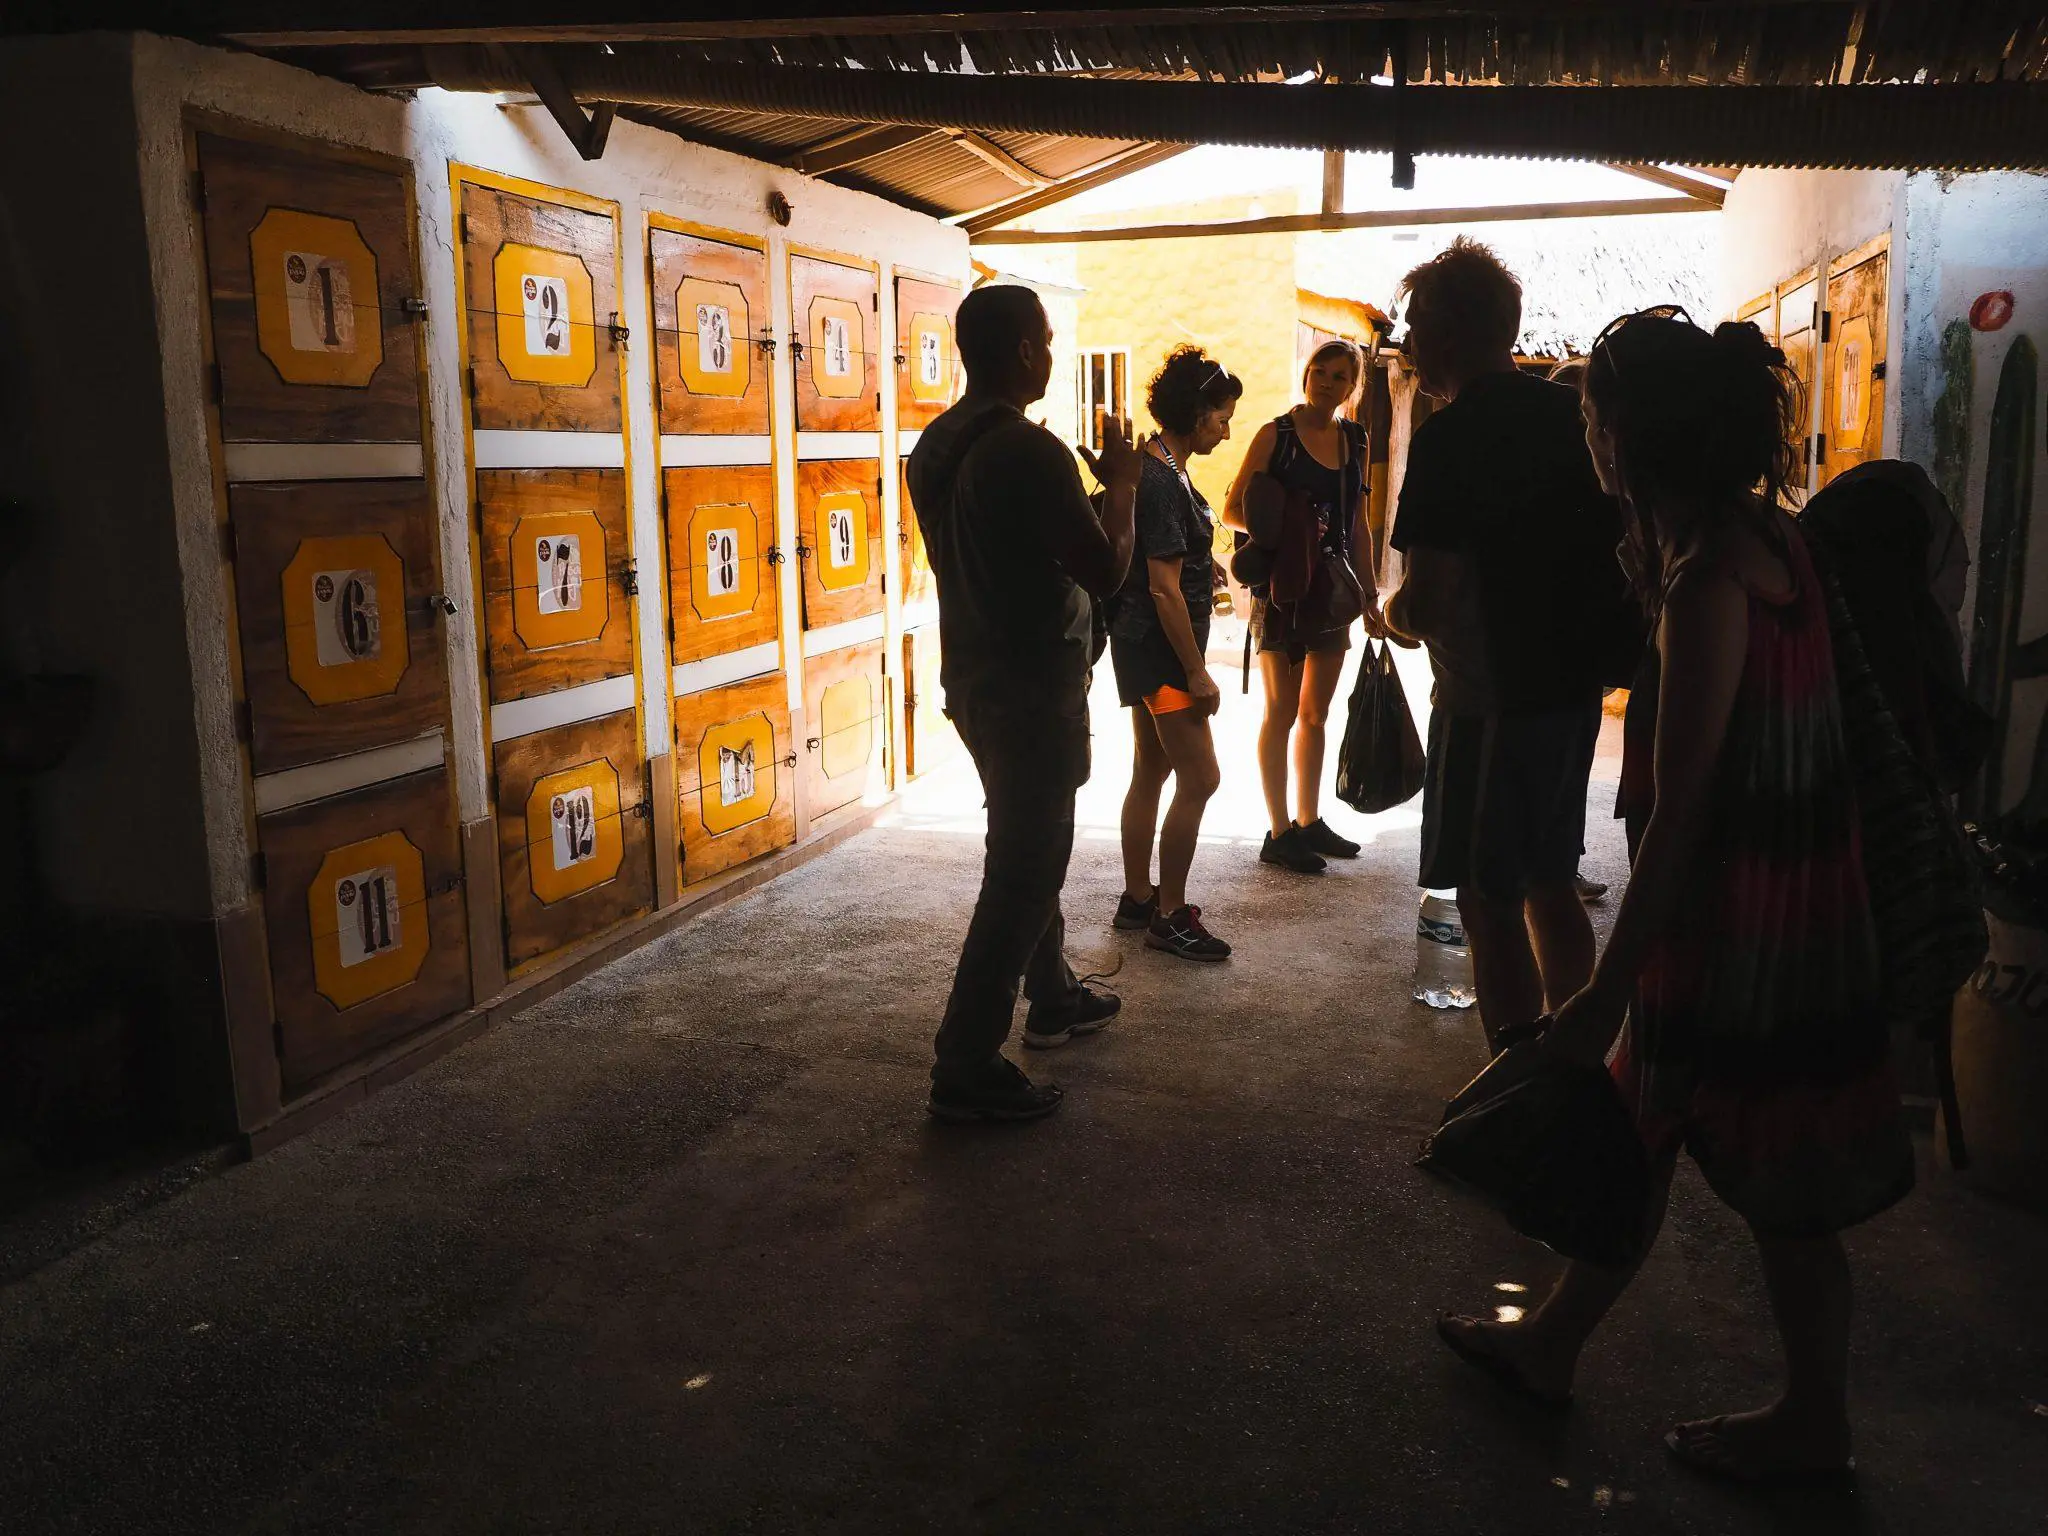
1072 192 1302 514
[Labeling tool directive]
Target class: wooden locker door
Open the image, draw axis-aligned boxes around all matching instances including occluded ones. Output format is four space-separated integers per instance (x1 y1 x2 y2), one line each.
477 469 635 704
493 709 655 968
1776 269 1820 493
1735 289 1777 342
791 254 879 433
897 461 934 610
1820 240 1890 486
798 460 884 629
258 768 470 1093
230 479 448 775
650 226 771 436
803 640 886 818
665 465 780 665
902 626 958 780
461 181 622 433
895 275 962 431
674 673 797 887
198 133 422 444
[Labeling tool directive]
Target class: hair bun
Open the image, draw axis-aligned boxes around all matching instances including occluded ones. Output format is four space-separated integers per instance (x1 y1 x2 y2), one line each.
1713 319 1785 373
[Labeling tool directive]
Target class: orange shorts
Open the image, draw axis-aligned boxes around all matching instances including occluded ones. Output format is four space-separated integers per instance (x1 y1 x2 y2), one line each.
1143 685 1197 716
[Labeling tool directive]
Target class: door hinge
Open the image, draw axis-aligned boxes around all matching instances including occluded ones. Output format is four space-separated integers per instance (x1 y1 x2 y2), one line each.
219 521 238 562
191 169 207 212
205 362 224 404
1815 431 1828 459
466 366 479 400
233 700 253 742
273 1019 285 1055
1819 308 1832 343
249 849 267 890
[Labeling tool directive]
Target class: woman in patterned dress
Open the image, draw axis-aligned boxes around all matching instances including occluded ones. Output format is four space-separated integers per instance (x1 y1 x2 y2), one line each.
1436 311 1912 1487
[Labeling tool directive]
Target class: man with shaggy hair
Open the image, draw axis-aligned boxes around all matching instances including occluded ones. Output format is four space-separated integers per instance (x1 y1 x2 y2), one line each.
1386 239 1627 1049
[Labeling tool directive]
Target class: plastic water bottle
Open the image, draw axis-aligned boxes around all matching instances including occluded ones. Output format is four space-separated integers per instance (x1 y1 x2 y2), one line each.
1413 891 1477 1009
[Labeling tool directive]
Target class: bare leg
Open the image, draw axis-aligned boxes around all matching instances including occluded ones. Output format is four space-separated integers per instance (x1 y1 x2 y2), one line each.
1120 705 1171 901
1258 651 1303 839
1291 648 1346 827
1150 709 1222 912
1669 1233 1855 1473
1524 881 1596 1012
1440 1157 1676 1400
1458 887 1545 1051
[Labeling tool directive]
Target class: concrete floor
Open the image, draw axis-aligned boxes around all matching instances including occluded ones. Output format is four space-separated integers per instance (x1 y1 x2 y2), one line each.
4 645 2047 1534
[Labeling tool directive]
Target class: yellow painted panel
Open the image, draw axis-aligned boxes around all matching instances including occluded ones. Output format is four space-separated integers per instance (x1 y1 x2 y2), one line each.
694 711 775 836
905 310 955 405
510 509 610 651
492 242 597 387
814 489 870 593
676 276 751 399
307 829 429 1009
280 533 410 705
686 500 762 623
250 207 384 387
820 675 875 781
524 757 625 904
807 295 865 400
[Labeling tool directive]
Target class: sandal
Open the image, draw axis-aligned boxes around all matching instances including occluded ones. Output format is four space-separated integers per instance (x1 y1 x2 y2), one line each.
1434 1313 1573 1412
1663 1417 1857 1491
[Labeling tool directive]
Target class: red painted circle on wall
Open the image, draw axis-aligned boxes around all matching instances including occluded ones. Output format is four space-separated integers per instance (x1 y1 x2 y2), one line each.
1970 291 2015 332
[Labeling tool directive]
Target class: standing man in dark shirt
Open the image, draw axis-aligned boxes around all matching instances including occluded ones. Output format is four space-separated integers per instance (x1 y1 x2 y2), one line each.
906 285 1140 1121
1386 239 1626 1049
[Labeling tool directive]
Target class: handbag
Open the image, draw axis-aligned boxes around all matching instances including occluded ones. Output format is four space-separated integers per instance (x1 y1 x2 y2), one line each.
1335 640 1425 813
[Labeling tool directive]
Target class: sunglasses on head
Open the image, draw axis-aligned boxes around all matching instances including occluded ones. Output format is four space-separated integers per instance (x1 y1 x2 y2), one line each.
1591 304 1693 372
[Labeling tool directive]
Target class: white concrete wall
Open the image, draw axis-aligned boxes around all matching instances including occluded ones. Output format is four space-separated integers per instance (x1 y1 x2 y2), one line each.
125 33 967 916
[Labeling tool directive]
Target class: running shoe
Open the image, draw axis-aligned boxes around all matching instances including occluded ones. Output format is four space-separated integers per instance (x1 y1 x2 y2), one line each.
928 1057 1065 1123
1146 904 1233 962
1023 979 1122 1049
1114 887 1160 931
1259 826 1327 874
1299 817 1362 859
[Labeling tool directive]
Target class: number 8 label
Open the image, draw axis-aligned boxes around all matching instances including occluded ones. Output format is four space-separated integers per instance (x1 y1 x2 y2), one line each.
704 528 739 597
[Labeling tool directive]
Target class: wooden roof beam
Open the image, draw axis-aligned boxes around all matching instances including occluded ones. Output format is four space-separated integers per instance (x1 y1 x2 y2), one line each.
957 142 1192 235
944 129 1051 186
789 122 934 175
1599 162 1727 206
972 194 1709 244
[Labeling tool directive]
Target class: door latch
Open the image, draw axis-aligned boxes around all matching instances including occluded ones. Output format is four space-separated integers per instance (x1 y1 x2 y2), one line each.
609 313 631 348
402 296 429 319
621 562 640 597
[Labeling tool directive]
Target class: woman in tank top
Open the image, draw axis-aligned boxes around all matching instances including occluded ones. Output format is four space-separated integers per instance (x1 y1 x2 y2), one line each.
1435 310 1909 1488
1223 339 1390 874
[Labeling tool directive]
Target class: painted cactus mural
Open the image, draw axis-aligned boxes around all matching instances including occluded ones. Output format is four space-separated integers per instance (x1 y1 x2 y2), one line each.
1966 333 2039 821
1933 318 1976 518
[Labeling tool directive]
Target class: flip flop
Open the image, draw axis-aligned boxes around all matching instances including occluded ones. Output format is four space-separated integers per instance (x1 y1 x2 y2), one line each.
1663 1417 1858 1491
1434 1313 1574 1412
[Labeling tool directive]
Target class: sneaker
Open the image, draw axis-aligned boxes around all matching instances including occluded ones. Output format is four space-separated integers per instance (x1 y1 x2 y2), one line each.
928 1057 1065 1123
1575 873 1609 902
1146 904 1233 962
1114 887 1159 931
1259 826 1327 874
1298 816 1361 859
1023 979 1122 1049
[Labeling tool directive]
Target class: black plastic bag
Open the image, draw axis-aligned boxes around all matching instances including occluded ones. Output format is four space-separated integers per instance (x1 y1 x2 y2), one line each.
1416 1042 1652 1270
1334 640 1425 813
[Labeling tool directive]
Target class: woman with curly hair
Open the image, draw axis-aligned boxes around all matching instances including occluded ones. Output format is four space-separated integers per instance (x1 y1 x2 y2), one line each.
1224 339 1387 875
1436 310 1911 1487
1108 346 1242 962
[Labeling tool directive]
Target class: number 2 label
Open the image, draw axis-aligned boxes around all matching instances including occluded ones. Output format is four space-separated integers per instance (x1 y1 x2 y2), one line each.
523 274 569 356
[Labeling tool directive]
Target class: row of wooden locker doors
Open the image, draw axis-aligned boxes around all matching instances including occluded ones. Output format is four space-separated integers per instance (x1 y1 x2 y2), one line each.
195 126 956 1099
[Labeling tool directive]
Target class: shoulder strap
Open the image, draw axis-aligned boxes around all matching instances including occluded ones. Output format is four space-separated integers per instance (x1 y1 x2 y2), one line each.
1269 411 1300 474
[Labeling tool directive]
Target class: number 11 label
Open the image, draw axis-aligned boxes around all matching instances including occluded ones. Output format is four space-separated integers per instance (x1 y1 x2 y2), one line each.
335 866 402 968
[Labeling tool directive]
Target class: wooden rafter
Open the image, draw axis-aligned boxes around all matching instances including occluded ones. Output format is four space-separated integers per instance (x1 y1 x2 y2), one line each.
957 142 1192 235
1600 162 1727 206
944 129 1050 187
972 195 1709 244
789 123 933 175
